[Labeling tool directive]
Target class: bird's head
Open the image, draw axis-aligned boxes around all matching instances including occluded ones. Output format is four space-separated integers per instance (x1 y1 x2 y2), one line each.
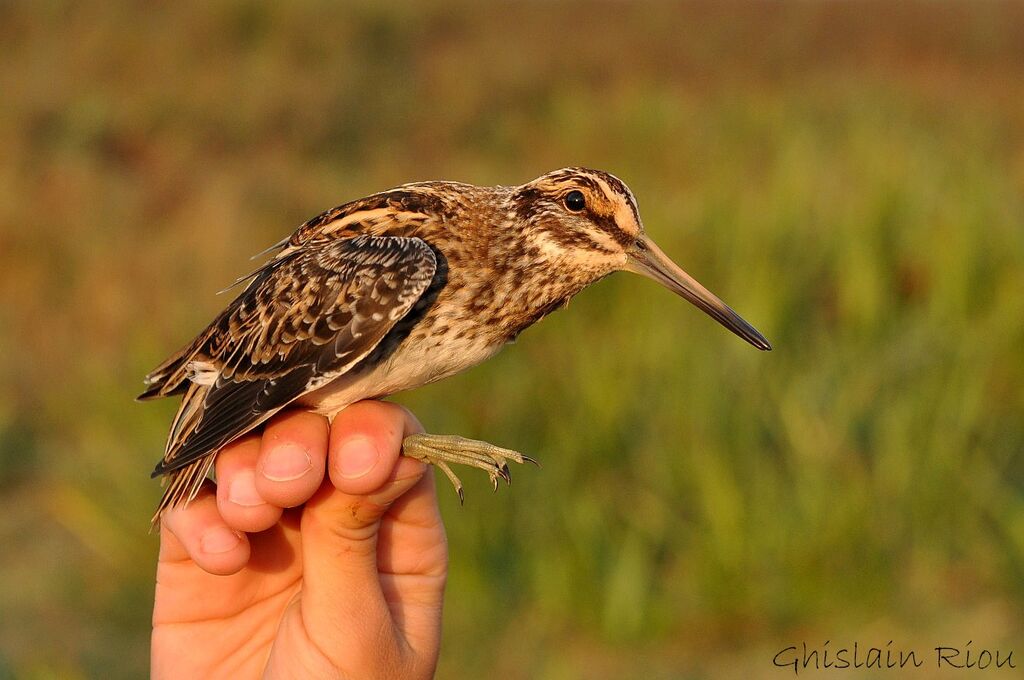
512 167 771 350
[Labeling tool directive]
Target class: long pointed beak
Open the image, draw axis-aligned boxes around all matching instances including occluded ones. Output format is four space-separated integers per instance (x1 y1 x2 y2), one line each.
626 234 772 351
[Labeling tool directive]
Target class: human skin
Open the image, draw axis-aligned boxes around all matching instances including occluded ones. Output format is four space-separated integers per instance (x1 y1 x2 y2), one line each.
152 401 447 679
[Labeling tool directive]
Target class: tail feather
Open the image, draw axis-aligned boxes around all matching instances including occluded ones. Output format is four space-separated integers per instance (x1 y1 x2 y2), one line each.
148 376 290 526
140 325 218 401
149 381 219 530
137 381 186 402
164 382 208 457
150 456 217 531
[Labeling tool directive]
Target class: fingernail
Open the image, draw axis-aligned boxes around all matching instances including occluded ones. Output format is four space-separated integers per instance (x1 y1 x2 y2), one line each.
201 526 242 554
262 442 312 482
228 469 264 507
338 436 379 479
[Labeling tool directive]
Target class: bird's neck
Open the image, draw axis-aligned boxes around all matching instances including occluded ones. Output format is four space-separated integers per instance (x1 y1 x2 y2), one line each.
449 225 595 344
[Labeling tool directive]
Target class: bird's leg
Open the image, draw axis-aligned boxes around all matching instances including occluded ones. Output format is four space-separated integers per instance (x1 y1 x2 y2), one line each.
401 433 538 503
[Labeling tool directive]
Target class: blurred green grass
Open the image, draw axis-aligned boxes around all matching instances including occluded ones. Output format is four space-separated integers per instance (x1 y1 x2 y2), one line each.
1 1 1023 678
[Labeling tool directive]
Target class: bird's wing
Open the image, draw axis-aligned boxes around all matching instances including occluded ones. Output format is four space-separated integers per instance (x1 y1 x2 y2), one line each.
151 235 437 480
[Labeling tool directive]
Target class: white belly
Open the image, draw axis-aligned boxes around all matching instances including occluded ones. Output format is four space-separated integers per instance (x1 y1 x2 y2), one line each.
299 333 504 417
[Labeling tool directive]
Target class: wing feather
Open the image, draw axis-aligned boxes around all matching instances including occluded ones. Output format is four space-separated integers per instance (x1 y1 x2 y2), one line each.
150 235 437 497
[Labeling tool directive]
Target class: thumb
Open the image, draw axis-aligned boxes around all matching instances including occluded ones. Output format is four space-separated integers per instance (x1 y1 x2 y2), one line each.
297 401 427 668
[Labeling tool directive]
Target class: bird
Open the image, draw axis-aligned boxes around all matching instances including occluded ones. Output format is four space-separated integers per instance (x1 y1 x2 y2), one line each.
140 167 771 523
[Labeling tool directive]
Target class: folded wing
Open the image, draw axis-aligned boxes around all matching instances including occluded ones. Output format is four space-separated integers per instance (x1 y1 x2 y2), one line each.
146 235 437 514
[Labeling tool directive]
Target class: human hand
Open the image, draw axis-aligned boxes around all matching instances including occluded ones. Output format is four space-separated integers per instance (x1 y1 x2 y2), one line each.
152 401 447 679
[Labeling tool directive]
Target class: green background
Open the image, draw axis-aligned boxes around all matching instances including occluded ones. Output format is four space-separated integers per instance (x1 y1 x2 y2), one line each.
1 2 1022 678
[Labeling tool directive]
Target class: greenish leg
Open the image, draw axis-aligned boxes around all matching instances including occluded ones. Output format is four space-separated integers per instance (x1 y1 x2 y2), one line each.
401 433 538 503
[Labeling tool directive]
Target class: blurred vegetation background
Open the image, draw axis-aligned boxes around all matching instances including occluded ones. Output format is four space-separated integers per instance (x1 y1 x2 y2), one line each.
1 1 1023 678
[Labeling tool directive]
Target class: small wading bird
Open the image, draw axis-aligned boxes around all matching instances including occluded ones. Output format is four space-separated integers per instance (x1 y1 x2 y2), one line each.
140 168 771 523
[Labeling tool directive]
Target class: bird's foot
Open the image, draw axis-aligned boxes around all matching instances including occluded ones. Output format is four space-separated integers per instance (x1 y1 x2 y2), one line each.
401 433 538 503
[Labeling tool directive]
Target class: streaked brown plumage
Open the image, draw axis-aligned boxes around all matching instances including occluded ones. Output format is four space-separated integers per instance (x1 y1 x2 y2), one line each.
141 167 771 520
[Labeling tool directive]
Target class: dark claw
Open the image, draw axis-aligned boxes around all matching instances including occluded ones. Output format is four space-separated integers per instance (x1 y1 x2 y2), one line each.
456 485 465 505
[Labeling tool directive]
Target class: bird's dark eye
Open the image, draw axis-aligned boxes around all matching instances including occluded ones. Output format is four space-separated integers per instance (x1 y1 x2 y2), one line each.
563 190 586 212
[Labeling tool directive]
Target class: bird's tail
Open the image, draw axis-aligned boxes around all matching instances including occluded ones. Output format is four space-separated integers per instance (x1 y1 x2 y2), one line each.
149 381 214 530
150 456 216 531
